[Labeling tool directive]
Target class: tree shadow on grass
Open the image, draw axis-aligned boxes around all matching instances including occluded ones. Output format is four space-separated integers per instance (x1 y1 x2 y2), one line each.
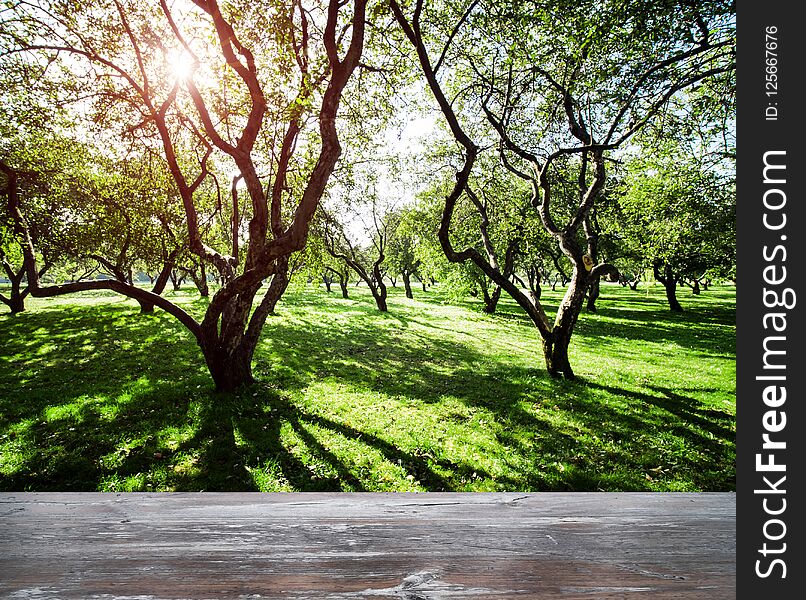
255 306 735 491
1 296 735 492
231 397 448 492
563 379 736 490
490 304 735 357
0 302 494 491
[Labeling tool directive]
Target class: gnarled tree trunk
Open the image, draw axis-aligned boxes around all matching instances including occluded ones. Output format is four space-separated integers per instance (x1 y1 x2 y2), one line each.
140 248 181 313
654 262 683 312
193 263 210 297
261 257 290 316
0 260 33 314
402 270 413 299
481 283 502 314
543 267 589 379
586 278 600 312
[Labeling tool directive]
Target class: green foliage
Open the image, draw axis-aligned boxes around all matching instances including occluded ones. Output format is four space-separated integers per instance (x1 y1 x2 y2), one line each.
619 139 735 281
1 283 735 492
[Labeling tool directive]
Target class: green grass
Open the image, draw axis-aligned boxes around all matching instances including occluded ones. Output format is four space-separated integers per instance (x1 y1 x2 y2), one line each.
0 281 735 492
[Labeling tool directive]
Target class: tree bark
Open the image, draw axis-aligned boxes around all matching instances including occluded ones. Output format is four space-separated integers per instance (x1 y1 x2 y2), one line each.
370 263 388 312
140 249 181 313
199 279 266 392
169 270 183 291
262 257 290 316
542 336 573 379
402 271 413 299
202 342 256 392
586 278 600 312
543 268 589 379
0 262 28 314
332 254 386 311
665 282 683 311
325 266 349 298
654 262 683 312
193 262 209 297
525 266 542 301
481 284 502 314
374 290 388 311
0 283 26 314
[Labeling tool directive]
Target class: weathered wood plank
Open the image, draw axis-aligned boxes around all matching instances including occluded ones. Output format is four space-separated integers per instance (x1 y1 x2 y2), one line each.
0 493 735 599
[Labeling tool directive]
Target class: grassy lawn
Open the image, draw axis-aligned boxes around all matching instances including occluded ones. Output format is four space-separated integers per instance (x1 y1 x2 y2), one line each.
0 282 735 492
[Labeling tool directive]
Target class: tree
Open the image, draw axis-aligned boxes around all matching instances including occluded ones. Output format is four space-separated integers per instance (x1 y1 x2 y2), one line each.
389 0 735 378
0 135 81 314
322 204 390 312
620 139 735 312
383 207 422 299
408 149 529 313
59 149 187 312
2 0 368 391
512 213 571 304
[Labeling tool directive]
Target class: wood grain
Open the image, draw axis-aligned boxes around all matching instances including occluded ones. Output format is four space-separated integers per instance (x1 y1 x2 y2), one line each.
0 492 735 599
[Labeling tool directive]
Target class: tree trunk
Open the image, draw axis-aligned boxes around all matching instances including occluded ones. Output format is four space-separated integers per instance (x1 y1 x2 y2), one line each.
198 281 266 392
326 267 349 298
541 268 589 379
373 292 388 311
665 281 684 311
369 278 388 311
136 298 154 313
1 267 27 314
170 270 183 291
263 258 290 316
368 258 388 311
402 271 413 299
654 262 683 312
526 267 542 301
141 251 179 313
542 335 573 380
202 261 295 393
1 286 26 314
202 342 256 392
483 285 502 313
478 281 502 314
6 293 26 314
586 277 600 312
193 263 210 297
692 280 700 295
323 274 332 293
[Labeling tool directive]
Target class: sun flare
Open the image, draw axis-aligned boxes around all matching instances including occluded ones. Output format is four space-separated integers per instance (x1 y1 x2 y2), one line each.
166 49 195 81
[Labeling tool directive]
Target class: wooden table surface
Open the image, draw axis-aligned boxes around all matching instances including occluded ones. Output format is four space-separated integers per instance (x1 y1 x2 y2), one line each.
0 492 735 599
